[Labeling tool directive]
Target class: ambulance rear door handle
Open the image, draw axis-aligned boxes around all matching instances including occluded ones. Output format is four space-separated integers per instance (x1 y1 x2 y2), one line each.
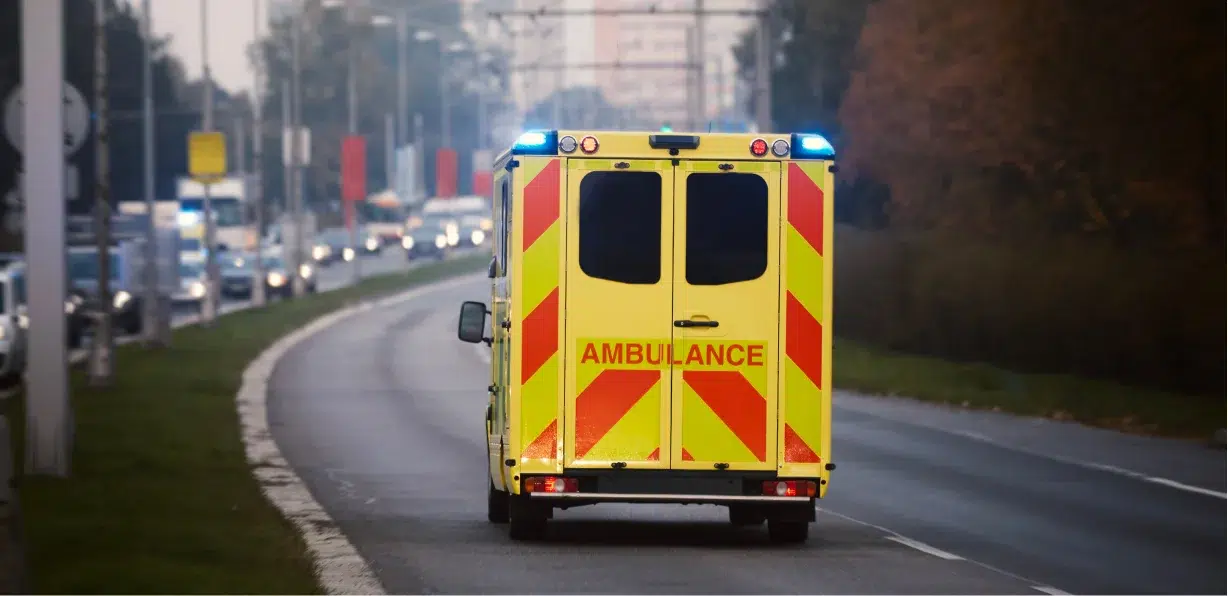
675 319 719 328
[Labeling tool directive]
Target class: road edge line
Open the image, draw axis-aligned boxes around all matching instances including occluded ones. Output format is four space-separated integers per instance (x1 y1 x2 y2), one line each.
236 271 486 595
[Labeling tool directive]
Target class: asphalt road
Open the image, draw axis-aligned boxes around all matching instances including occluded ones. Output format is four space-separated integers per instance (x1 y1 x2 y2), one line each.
266 277 1226 595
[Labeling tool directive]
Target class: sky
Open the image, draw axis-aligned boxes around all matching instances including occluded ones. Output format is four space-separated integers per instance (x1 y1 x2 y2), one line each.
143 0 267 94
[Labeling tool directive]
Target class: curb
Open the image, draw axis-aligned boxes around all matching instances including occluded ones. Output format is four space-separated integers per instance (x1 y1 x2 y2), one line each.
235 271 486 595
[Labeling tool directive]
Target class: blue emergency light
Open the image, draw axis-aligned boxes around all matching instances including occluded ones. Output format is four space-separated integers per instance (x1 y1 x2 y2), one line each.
790 133 836 159
512 130 559 155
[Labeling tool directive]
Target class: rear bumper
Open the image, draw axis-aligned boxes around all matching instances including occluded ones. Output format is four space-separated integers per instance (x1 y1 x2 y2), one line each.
529 492 811 505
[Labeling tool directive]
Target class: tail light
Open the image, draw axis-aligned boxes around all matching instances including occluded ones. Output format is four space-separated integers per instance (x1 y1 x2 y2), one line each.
762 480 817 497
749 138 769 157
524 476 579 494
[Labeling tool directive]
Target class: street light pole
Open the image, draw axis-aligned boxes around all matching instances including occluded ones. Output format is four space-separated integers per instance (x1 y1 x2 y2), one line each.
396 7 409 147
199 0 219 326
140 0 166 348
251 0 267 307
88 0 115 386
346 3 361 284
289 6 305 298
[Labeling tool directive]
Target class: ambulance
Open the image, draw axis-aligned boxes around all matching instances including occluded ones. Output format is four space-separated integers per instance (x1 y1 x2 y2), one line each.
456 130 835 543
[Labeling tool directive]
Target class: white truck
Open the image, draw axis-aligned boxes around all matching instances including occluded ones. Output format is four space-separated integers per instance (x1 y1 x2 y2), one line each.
176 177 257 253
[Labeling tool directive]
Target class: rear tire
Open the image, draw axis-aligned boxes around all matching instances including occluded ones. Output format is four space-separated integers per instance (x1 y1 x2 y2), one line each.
507 495 547 541
767 519 809 544
487 480 510 524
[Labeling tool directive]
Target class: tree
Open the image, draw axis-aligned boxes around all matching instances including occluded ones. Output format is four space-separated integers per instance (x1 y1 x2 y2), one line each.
253 0 511 205
732 0 873 143
0 0 194 250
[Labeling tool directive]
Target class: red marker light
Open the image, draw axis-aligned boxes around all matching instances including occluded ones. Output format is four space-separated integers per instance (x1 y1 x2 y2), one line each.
750 138 769 157
580 135 600 154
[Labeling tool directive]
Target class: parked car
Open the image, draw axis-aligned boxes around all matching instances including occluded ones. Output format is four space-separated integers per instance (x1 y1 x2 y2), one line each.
67 246 143 335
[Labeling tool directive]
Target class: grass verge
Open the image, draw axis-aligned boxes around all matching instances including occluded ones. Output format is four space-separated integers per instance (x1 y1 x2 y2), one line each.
4 254 487 594
834 337 1225 440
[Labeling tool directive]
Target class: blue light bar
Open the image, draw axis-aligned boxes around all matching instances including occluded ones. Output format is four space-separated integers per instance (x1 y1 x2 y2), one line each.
790 133 836 159
512 130 559 156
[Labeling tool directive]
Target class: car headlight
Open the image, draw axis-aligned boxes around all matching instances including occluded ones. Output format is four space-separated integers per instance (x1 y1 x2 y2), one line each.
446 231 460 246
445 222 459 236
434 234 448 249
113 290 132 309
299 264 313 278
267 271 286 287
480 218 493 231
402 236 414 249
189 281 206 298
0 324 6 340
64 300 76 314
365 237 379 251
342 247 355 261
470 230 485 245
312 245 328 260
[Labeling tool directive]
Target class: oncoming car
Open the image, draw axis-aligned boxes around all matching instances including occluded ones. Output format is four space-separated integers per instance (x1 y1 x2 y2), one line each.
457 129 836 543
401 212 456 261
221 252 317 299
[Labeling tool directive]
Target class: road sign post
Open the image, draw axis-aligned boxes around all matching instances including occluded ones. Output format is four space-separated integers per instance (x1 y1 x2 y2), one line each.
188 130 226 325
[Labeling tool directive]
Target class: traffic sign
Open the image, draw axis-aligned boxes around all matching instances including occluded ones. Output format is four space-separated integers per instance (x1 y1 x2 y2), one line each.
188 131 227 182
2 82 91 156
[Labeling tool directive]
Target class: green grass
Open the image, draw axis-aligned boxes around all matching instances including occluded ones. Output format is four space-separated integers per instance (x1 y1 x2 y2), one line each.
834 337 1225 439
4 254 487 594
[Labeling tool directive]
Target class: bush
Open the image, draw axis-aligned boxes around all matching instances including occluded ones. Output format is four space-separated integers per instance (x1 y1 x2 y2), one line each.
833 224 1225 397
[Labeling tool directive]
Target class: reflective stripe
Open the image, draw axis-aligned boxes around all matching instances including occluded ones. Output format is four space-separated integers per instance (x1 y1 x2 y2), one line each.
518 158 562 465
782 162 828 465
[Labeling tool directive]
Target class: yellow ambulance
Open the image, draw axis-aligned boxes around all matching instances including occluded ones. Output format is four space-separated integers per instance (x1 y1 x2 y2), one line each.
456 130 835 543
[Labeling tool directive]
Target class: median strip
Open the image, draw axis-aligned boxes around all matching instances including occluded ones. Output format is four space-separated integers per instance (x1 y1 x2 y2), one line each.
2 254 488 594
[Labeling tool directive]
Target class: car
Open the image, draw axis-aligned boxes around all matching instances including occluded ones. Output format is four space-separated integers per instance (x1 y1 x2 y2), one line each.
311 228 351 266
67 246 143 336
220 252 316 299
457 213 493 248
173 261 208 308
401 212 457 261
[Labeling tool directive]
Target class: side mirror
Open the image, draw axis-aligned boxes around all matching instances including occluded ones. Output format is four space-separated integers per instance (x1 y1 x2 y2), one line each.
457 300 491 345
487 256 498 279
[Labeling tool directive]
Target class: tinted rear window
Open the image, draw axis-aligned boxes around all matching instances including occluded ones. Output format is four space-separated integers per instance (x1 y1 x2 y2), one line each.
578 171 662 285
685 173 768 285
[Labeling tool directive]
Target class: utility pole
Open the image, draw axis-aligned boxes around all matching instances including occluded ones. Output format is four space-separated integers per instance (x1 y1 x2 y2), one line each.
490 5 766 130
22 0 71 477
289 8 306 298
754 7 773 133
140 0 167 348
199 0 219 326
346 3 361 284
88 0 115 386
251 0 267 307
396 7 409 147
281 78 292 274
385 113 395 189
695 0 706 129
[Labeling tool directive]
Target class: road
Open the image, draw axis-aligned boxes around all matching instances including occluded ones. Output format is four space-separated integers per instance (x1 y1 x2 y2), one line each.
267 276 1228 595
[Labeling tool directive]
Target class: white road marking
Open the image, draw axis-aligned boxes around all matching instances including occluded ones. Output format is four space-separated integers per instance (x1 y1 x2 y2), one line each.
885 536 963 560
237 270 487 595
1032 585 1071 595
945 430 1227 500
820 507 1069 595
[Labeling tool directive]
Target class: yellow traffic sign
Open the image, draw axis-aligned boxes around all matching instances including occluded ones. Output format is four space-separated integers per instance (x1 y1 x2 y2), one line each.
188 131 227 182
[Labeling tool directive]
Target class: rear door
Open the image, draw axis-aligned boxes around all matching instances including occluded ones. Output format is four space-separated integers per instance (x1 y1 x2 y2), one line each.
670 160 781 471
563 159 674 469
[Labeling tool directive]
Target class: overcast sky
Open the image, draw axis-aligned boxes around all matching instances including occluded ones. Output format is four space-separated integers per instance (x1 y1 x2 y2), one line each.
144 0 266 94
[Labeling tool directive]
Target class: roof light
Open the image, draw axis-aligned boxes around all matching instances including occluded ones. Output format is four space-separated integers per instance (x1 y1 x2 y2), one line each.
771 139 790 157
750 138 769 157
660 125 673 132
791 133 836 159
516 131 547 147
558 135 578 153
579 135 599 154
512 130 559 156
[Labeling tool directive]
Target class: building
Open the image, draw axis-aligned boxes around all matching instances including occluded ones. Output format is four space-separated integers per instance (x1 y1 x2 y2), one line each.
590 0 757 130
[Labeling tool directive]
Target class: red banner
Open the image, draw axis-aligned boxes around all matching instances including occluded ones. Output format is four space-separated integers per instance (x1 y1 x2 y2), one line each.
473 171 493 197
342 135 366 202
435 148 458 198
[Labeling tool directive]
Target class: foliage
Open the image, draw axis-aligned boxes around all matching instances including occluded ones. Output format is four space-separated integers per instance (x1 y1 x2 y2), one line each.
253 0 511 208
0 0 195 250
736 0 1224 401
